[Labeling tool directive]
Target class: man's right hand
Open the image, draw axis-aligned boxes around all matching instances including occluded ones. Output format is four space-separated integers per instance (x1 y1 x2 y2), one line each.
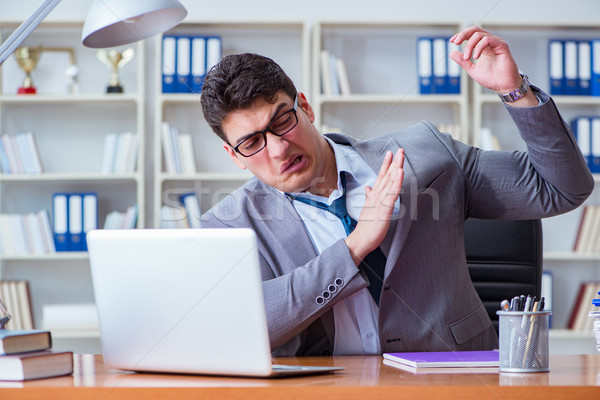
345 148 404 265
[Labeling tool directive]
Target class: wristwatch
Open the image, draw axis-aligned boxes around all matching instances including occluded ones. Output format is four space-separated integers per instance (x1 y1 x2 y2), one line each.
497 74 530 103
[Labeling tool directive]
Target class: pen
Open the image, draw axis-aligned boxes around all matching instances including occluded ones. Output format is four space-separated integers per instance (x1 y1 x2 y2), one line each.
523 301 540 368
501 299 510 311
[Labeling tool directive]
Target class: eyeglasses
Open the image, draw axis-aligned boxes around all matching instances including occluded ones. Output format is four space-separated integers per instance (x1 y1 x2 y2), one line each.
232 96 298 157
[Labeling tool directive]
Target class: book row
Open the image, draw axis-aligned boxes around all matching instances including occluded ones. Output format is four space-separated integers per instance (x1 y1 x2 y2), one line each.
0 132 43 174
0 211 55 255
161 121 197 174
572 204 600 253
160 192 202 229
101 132 138 174
319 50 351 96
572 116 600 173
161 34 222 94
548 39 600 96
103 205 138 230
568 281 600 332
0 280 33 331
417 37 461 95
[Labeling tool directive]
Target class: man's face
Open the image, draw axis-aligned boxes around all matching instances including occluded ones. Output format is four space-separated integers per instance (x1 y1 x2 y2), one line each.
222 91 335 194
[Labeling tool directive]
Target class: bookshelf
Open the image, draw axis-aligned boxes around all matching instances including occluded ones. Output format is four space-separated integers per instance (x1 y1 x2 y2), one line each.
312 21 469 144
0 22 145 347
472 23 600 351
152 21 310 228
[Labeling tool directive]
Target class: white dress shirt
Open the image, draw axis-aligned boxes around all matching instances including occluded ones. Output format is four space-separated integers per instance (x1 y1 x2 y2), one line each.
287 138 397 355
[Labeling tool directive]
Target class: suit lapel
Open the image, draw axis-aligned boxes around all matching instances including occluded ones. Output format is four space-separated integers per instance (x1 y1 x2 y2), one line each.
349 135 417 281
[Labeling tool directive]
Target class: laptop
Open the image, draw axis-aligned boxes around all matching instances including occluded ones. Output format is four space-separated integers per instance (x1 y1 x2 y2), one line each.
87 228 344 378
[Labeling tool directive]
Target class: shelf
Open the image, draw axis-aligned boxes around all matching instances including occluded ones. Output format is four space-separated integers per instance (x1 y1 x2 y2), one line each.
544 252 600 261
159 172 251 182
318 94 464 104
50 329 100 339
549 329 595 339
0 252 88 261
0 172 141 182
160 94 202 104
0 94 140 105
477 93 600 105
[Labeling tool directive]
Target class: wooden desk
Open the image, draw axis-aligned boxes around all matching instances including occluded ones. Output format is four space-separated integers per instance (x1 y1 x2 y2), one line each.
1 354 599 399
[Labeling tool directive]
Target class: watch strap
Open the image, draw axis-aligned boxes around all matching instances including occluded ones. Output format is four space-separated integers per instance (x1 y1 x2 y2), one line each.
497 74 530 103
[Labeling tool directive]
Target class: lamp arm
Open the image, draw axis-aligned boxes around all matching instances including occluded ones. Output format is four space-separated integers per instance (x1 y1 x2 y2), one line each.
0 0 62 66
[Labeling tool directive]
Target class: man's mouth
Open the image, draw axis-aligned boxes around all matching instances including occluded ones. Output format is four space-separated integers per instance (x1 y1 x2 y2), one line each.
281 155 304 173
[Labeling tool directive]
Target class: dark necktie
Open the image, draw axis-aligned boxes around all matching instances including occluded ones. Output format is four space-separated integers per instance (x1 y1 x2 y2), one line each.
288 173 387 305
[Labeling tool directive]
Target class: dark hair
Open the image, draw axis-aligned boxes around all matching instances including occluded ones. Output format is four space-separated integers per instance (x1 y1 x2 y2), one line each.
200 53 297 141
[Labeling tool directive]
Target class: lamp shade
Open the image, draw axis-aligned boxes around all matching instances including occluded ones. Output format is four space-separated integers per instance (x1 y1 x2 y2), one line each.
82 0 187 48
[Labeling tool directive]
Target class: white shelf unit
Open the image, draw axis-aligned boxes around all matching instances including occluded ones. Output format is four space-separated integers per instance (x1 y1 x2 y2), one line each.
312 21 469 144
472 23 600 352
153 21 310 228
0 23 145 343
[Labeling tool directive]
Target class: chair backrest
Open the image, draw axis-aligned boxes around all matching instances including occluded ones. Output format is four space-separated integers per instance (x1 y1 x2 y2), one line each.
464 218 543 334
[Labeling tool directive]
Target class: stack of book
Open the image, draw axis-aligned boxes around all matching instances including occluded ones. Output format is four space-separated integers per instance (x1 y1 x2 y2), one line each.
0 132 43 174
0 210 55 255
0 329 73 381
161 122 197 174
572 204 600 253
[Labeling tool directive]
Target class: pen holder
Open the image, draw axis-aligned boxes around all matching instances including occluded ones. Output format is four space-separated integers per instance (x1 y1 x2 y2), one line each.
497 310 551 373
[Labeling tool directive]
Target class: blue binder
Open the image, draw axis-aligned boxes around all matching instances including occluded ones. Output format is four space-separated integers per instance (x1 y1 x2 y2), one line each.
548 40 565 95
205 36 222 75
572 117 591 171
52 193 69 252
591 117 600 173
578 40 592 96
592 39 600 96
417 37 433 94
432 37 448 94
82 193 97 252
68 193 84 251
176 36 192 93
190 36 206 93
447 40 461 94
564 40 579 95
161 35 177 93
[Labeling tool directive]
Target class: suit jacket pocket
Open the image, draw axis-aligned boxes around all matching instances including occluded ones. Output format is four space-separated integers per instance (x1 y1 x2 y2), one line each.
449 305 493 345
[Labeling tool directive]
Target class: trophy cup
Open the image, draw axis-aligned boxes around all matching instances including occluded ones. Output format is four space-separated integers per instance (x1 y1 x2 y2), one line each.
14 46 43 94
97 48 134 93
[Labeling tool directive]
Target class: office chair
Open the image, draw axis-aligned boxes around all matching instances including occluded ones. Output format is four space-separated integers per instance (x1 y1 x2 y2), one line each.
464 218 543 334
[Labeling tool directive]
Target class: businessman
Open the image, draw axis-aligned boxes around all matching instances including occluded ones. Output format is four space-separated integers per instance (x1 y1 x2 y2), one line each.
199 26 594 356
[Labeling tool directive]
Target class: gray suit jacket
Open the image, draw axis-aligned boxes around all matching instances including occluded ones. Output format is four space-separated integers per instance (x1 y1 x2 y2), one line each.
201 89 594 356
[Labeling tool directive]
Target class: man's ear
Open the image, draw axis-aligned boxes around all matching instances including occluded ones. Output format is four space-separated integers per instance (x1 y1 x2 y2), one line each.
223 142 247 170
297 92 315 123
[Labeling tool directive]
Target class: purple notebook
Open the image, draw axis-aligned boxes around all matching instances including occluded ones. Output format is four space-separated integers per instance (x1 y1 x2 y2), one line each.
383 350 499 368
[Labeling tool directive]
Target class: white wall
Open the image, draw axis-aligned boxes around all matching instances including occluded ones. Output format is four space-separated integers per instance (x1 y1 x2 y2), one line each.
3 0 600 25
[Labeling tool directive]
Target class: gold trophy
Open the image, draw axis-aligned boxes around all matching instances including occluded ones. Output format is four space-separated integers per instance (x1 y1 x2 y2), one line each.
97 48 134 93
15 46 43 94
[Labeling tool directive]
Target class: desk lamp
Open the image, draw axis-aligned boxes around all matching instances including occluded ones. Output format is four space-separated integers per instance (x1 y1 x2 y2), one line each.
0 0 187 329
